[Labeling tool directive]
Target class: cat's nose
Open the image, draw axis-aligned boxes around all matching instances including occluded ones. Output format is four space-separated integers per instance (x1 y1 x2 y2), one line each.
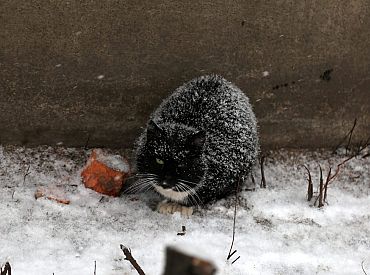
161 180 171 188
161 176 175 188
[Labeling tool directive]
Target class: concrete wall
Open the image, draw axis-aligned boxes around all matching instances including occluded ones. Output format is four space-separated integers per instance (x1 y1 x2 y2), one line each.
1 0 369 149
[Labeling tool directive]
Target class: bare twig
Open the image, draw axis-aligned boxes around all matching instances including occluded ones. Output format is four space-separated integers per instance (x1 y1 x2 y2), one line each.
355 136 370 156
251 174 255 185
323 167 331 204
327 155 356 185
318 166 324 208
23 164 31 185
177 226 186 236
0 262 11 275
302 165 313 201
362 260 368 275
231 256 241 265
345 119 357 154
328 138 370 185
120 245 145 275
94 261 96 275
260 156 266 188
227 178 240 263
332 118 357 154
84 133 91 150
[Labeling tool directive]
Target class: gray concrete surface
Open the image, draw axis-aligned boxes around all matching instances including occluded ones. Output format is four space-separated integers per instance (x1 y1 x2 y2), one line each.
1 0 369 149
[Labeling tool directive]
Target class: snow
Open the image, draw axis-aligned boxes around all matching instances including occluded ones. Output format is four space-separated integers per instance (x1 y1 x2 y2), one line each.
0 146 369 275
93 149 130 173
262 71 269 77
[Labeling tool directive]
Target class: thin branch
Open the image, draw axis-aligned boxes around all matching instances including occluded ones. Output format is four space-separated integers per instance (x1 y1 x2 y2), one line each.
332 118 357 154
327 155 356 185
323 167 331 204
228 250 237 259
355 136 370 156
120 245 145 275
94 261 96 275
84 133 91 150
23 164 31 185
302 165 313 201
0 262 11 275
177 225 186 236
251 174 256 185
260 156 266 188
345 118 357 154
329 138 370 185
227 178 240 262
318 166 324 208
362 260 368 275
231 256 241 265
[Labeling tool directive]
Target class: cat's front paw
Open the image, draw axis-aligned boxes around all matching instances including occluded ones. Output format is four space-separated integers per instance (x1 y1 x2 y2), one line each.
157 201 193 217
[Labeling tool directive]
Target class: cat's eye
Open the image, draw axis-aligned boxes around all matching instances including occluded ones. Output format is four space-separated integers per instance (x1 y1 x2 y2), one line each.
156 158 164 165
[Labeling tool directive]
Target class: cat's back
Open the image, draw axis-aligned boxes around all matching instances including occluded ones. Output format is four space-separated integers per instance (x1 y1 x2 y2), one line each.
153 75 256 135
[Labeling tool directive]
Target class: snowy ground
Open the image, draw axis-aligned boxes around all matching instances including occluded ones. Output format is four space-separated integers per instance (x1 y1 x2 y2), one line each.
0 146 369 275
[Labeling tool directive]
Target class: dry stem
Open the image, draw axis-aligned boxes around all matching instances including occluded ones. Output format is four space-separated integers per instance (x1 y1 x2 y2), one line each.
260 156 266 188
0 262 11 275
362 260 368 275
227 178 240 264
302 165 313 201
120 245 145 275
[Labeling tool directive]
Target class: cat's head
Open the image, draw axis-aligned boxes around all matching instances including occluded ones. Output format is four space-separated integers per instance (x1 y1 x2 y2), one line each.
135 120 206 204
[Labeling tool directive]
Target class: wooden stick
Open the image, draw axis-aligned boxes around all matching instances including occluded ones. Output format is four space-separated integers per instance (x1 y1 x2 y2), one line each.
120 245 145 275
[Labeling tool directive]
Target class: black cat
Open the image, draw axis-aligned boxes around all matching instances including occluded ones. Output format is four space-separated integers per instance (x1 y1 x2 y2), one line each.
132 75 259 215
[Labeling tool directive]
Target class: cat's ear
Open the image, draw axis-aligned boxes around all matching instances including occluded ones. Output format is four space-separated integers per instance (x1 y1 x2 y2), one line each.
188 130 206 149
147 120 163 139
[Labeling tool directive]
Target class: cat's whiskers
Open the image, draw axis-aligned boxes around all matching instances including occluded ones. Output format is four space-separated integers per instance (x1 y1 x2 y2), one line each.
133 173 159 179
176 181 202 208
136 180 155 192
174 182 192 205
177 180 202 202
125 182 150 194
177 178 198 187
124 177 158 194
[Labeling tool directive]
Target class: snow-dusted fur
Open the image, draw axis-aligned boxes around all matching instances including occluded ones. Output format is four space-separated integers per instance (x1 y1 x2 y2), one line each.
135 75 259 205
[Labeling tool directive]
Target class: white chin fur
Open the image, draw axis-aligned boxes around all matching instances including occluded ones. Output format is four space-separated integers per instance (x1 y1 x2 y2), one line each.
155 186 189 202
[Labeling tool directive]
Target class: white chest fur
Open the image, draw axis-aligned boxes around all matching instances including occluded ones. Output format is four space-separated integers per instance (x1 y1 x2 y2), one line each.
155 186 189 202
